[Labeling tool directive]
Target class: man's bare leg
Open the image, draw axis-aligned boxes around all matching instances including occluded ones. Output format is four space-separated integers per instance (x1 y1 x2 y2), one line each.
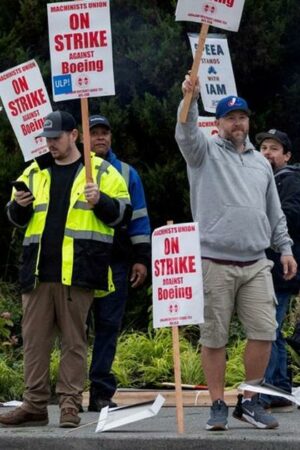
244 339 272 398
201 346 226 401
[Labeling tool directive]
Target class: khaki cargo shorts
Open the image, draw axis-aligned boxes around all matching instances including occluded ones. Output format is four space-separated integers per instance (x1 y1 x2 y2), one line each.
199 258 277 348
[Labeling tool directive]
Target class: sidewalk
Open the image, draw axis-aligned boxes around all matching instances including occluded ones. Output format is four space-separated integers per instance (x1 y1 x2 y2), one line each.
0 403 300 450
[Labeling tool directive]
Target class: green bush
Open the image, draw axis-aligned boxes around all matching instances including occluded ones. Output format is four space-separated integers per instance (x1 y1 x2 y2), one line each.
0 358 24 401
113 328 206 388
112 329 173 387
225 339 246 388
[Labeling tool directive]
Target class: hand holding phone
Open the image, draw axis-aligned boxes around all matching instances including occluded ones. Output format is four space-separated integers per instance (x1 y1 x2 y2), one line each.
11 180 35 204
11 181 32 193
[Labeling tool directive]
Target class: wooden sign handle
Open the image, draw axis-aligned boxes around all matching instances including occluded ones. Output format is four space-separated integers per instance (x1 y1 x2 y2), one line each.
80 97 93 183
172 325 185 434
179 24 209 123
166 220 184 434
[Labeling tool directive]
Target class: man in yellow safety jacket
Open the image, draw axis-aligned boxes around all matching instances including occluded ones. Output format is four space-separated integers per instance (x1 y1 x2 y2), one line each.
0 110 131 429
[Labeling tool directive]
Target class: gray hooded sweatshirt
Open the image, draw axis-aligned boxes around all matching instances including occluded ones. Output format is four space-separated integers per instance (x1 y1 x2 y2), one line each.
175 99 292 261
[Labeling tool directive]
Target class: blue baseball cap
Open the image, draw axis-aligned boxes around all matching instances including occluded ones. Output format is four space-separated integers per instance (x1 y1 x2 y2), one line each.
216 96 250 119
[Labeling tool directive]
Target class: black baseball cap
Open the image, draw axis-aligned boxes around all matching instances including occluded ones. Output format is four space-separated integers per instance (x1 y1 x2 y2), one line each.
89 115 111 130
256 129 292 153
37 110 77 138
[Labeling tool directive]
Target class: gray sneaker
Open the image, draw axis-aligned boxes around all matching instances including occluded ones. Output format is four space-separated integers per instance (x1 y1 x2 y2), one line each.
206 399 228 431
236 394 279 429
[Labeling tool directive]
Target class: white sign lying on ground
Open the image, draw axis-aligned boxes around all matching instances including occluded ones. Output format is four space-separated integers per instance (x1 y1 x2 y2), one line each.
239 379 300 405
0 400 23 407
95 394 165 432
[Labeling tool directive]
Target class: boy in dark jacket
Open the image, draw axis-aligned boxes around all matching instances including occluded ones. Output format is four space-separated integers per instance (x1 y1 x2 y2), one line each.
257 129 300 410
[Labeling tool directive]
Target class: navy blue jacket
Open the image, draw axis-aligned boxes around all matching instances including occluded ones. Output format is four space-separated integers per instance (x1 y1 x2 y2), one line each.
266 165 300 293
106 149 151 269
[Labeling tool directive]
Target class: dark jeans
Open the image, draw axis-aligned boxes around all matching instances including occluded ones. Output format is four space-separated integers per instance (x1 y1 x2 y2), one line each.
261 291 292 405
89 261 129 399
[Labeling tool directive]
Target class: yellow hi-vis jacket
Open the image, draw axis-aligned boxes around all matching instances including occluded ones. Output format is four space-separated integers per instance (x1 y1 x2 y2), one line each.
7 154 131 293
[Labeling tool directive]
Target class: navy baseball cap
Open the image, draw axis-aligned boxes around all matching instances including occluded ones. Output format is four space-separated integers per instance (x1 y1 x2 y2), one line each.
256 129 292 153
37 111 76 138
89 115 111 130
216 96 250 119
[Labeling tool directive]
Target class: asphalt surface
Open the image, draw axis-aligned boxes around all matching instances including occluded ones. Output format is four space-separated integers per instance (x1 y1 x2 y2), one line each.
0 404 299 450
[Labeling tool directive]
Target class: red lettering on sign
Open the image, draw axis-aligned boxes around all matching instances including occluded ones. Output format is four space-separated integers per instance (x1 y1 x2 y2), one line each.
211 0 234 7
158 286 193 300
164 237 179 255
54 30 107 51
61 59 103 74
154 256 196 276
12 76 29 95
8 89 47 116
69 13 90 30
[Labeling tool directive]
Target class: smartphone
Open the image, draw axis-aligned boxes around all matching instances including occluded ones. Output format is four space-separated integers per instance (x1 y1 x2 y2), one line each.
10 181 34 199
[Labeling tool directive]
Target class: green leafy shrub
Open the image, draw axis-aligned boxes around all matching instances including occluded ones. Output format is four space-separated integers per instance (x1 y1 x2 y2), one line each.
113 328 206 388
225 339 246 388
113 329 173 387
113 328 247 389
0 281 22 358
0 358 24 401
180 344 205 385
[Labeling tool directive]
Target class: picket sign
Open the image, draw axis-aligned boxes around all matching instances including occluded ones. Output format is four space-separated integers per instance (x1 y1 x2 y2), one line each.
176 0 246 123
188 34 237 113
47 0 115 182
152 220 204 433
0 60 52 162
47 0 93 182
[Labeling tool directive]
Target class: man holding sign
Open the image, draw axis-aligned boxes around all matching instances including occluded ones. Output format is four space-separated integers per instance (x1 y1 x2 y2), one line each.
88 114 151 412
175 76 297 431
0 110 131 428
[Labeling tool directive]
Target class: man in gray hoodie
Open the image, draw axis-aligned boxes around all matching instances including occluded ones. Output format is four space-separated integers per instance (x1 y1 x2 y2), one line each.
175 76 297 431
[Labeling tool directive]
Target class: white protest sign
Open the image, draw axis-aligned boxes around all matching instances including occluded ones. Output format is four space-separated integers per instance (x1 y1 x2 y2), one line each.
198 116 218 138
47 0 115 101
189 34 237 112
95 395 165 432
239 380 300 406
0 60 51 162
175 0 245 32
152 223 204 328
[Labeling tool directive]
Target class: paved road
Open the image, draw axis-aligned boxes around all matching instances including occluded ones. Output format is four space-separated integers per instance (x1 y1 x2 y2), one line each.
0 405 299 450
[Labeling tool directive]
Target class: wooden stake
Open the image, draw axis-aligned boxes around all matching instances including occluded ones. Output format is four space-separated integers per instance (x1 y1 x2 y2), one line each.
73 0 93 183
166 220 184 433
172 325 185 434
80 97 93 183
179 23 209 123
